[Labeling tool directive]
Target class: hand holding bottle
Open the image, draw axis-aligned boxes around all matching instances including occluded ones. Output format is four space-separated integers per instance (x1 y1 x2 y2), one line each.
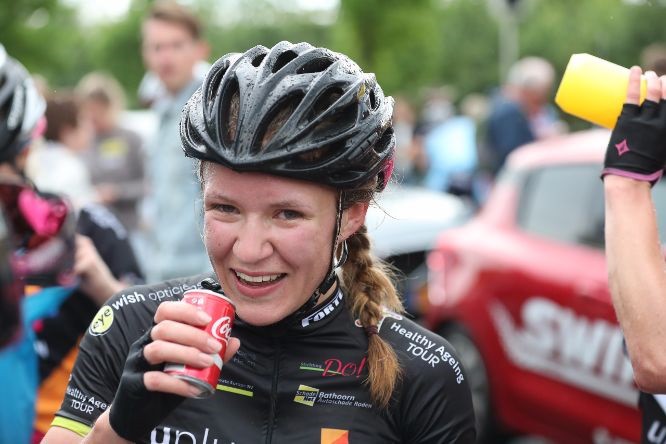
601 67 666 185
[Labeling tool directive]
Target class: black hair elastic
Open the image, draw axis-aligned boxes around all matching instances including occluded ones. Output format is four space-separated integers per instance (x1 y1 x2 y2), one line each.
364 325 379 337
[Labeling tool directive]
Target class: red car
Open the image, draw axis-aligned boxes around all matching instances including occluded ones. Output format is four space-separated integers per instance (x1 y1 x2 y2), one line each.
424 129 665 444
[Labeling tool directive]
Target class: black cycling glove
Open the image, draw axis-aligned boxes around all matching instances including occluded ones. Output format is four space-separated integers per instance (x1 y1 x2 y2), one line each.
602 100 666 186
108 328 185 442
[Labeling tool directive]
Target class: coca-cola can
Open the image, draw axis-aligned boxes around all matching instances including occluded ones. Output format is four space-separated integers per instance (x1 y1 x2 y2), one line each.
164 288 235 398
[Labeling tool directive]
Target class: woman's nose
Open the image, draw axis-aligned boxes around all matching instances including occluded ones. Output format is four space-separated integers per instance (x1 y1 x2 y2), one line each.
232 219 273 263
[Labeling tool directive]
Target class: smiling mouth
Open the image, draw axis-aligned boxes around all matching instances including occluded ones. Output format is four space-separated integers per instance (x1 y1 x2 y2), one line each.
234 270 286 287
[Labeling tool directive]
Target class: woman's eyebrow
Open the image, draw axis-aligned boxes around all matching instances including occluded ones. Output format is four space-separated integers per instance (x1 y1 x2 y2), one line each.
204 192 313 210
269 199 311 209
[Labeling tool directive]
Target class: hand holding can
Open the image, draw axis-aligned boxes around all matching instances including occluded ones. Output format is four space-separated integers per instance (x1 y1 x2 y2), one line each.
164 281 236 398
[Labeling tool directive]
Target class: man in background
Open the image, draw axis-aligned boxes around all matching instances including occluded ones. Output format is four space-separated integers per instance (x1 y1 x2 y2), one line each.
485 56 566 175
140 0 211 281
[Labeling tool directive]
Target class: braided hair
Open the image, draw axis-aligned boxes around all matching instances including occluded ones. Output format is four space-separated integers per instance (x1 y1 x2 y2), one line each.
340 183 404 409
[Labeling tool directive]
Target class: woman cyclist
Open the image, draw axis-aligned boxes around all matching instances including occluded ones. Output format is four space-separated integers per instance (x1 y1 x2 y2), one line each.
44 41 476 443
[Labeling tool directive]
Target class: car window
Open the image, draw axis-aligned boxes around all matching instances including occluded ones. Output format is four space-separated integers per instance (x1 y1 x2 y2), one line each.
517 164 604 248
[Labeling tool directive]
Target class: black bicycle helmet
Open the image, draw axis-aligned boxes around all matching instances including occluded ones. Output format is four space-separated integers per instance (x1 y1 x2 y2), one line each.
180 41 395 190
0 44 46 163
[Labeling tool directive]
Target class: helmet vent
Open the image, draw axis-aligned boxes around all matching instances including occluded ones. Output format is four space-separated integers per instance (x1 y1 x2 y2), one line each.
369 88 378 110
186 119 206 150
259 93 303 150
207 67 227 107
251 53 266 67
297 143 335 163
272 50 298 73
374 127 394 154
297 57 334 74
220 78 240 146
311 97 357 136
310 87 343 121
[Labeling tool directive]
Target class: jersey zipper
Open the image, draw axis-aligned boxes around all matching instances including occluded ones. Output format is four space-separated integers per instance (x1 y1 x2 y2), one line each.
265 337 281 444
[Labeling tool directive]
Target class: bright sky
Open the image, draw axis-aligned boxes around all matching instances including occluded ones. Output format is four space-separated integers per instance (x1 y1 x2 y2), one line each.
64 0 339 24
63 0 133 23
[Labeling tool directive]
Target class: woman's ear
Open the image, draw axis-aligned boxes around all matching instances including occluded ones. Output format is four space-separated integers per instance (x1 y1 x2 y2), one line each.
339 201 369 241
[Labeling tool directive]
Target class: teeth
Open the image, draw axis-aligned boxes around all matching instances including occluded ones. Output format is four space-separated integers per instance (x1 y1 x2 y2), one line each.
235 271 282 283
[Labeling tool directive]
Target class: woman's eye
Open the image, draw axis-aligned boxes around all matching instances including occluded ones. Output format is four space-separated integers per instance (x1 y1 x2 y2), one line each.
279 209 302 220
215 204 237 214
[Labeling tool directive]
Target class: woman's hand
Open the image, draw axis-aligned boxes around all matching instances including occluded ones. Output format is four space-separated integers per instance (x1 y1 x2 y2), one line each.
107 300 240 441
143 300 240 396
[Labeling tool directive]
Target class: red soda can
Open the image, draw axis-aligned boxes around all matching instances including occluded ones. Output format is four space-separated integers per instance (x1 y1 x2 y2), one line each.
164 287 235 398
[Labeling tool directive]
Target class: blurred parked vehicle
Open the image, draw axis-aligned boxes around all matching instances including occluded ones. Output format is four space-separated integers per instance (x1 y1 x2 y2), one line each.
424 129 662 444
366 184 473 318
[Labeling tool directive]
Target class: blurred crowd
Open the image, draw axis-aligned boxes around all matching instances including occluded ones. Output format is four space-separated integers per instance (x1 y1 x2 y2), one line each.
390 54 567 208
15 8 575 287
26 48 572 284
12 10 666 287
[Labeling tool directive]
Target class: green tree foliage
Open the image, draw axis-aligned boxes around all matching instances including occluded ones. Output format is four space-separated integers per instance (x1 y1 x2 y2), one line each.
0 0 86 88
5 0 666 113
333 0 446 96
85 0 148 102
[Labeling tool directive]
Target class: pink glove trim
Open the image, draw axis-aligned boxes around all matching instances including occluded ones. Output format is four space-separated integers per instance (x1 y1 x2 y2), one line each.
601 167 663 184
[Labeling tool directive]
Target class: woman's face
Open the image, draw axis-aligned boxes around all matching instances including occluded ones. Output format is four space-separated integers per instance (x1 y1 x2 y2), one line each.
202 163 365 326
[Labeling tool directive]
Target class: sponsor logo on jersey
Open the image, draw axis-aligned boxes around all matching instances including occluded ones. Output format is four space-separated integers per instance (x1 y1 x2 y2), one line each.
149 426 236 444
294 384 319 406
638 395 666 444
489 296 637 406
107 282 207 314
299 356 367 378
301 291 343 328
389 321 465 383
645 420 666 444
293 384 372 409
65 385 108 417
216 378 254 398
232 348 257 369
110 291 146 310
88 305 114 336
321 428 349 444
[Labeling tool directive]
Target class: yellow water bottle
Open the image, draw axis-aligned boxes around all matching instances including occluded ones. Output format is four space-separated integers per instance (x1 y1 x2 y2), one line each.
555 53 647 129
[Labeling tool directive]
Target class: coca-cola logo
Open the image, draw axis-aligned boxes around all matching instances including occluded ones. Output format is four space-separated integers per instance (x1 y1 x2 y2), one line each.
211 316 232 343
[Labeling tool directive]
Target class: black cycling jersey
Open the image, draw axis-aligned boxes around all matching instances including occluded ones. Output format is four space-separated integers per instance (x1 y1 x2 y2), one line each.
54 274 476 443
640 392 666 444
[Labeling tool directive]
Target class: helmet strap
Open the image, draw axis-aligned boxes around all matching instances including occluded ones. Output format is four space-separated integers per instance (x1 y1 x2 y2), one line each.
286 192 346 324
